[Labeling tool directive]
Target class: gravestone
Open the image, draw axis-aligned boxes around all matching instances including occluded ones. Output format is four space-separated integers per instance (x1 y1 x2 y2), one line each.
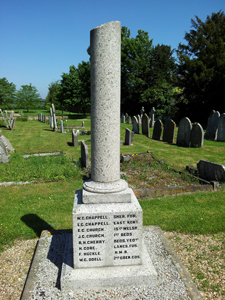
61 21 156 292
125 113 128 118
197 160 225 182
51 103 57 131
177 117 192 147
152 119 163 140
82 121 84 127
121 114 125 123
49 108 53 128
60 120 64 133
217 113 225 142
165 116 171 122
163 119 176 143
190 123 204 147
125 128 134 145
149 107 156 128
0 131 14 163
43 115 46 123
132 116 139 134
137 114 141 126
127 116 131 124
72 129 78 146
0 109 9 128
142 113 150 138
140 106 145 118
80 140 89 168
204 111 220 140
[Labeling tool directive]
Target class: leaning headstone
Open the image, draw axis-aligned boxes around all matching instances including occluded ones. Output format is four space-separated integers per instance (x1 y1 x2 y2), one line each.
125 128 134 145
204 111 220 140
132 116 139 134
127 116 131 124
80 141 89 168
177 117 192 147
0 131 14 163
152 119 163 140
121 114 125 123
163 119 176 143
142 113 150 137
61 21 156 293
190 123 204 147
217 113 225 142
197 160 225 182
72 129 78 146
60 120 64 133
149 107 156 127
0 109 9 128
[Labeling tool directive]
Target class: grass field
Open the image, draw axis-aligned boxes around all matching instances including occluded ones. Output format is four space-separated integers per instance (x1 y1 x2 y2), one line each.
0 116 225 252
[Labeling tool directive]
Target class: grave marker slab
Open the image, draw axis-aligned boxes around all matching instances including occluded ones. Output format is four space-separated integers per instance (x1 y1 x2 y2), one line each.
177 117 192 147
132 116 139 134
72 129 78 146
204 111 220 140
142 113 150 137
197 160 225 182
149 107 156 128
125 128 134 145
190 123 204 147
152 119 163 140
80 140 89 168
163 119 176 143
217 113 225 142
0 109 9 128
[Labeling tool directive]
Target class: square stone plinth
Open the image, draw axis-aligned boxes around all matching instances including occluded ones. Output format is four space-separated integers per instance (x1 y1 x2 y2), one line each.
60 232 157 292
73 188 143 268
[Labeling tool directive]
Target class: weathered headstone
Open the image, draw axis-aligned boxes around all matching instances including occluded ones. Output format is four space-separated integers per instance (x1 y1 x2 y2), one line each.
132 116 139 134
82 121 84 127
149 107 156 128
152 119 163 140
121 113 125 123
0 109 9 128
142 113 150 137
80 140 89 168
0 131 14 163
217 113 225 142
163 119 176 143
72 129 78 146
127 116 131 124
190 123 204 147
197 160 225 182
125 128 134 145
137 114 141 126
204 111 220 140
61 21 156 292
51 103 57 131
177 117 192 147
60 120 64 133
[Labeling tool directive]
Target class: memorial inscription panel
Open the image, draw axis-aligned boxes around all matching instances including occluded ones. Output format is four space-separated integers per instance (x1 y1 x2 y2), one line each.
73 189 142 268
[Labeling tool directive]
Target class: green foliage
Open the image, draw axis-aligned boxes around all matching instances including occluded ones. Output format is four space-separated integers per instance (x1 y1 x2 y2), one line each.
121 27 176 117
177 11 225 122
0 77 16 109
46 80 61 110
16 84 41 112
58 62 90 115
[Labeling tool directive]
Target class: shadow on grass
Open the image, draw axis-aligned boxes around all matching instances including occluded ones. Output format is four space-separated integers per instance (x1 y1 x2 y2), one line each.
21 214 55 237
67 142 73 147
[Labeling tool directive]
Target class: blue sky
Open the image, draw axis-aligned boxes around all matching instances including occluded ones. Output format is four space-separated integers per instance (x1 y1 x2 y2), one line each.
0 0 224 99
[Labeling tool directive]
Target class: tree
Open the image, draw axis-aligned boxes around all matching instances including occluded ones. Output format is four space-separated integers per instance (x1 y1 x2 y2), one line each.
176 11 225 122
121 27 176 117
58 61 90 115
16 84 41 112
46 80 61 109
0 77 16 110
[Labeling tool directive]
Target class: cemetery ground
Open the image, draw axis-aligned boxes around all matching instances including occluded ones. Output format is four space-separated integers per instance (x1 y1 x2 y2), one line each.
0 115 225 299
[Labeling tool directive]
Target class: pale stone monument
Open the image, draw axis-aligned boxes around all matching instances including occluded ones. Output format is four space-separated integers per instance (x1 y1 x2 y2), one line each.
152 119 163 140
140 106 145 118
137 114 141 126
149 107 156 127
217 113 225 142
127 116 131 124
177 117 192 147
72 129 78 146
0 131 14 163
204 111 220 140
142 113 150 137
60 120 64 133
80 140 89 168
0 109 9 128
61 21 156 292
132 116 139 134
51 103 57 131
190 123 204 147
121 113 125 123
163 119 176 143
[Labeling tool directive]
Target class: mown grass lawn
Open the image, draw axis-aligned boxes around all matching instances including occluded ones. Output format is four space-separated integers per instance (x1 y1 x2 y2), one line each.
0 117 225 253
